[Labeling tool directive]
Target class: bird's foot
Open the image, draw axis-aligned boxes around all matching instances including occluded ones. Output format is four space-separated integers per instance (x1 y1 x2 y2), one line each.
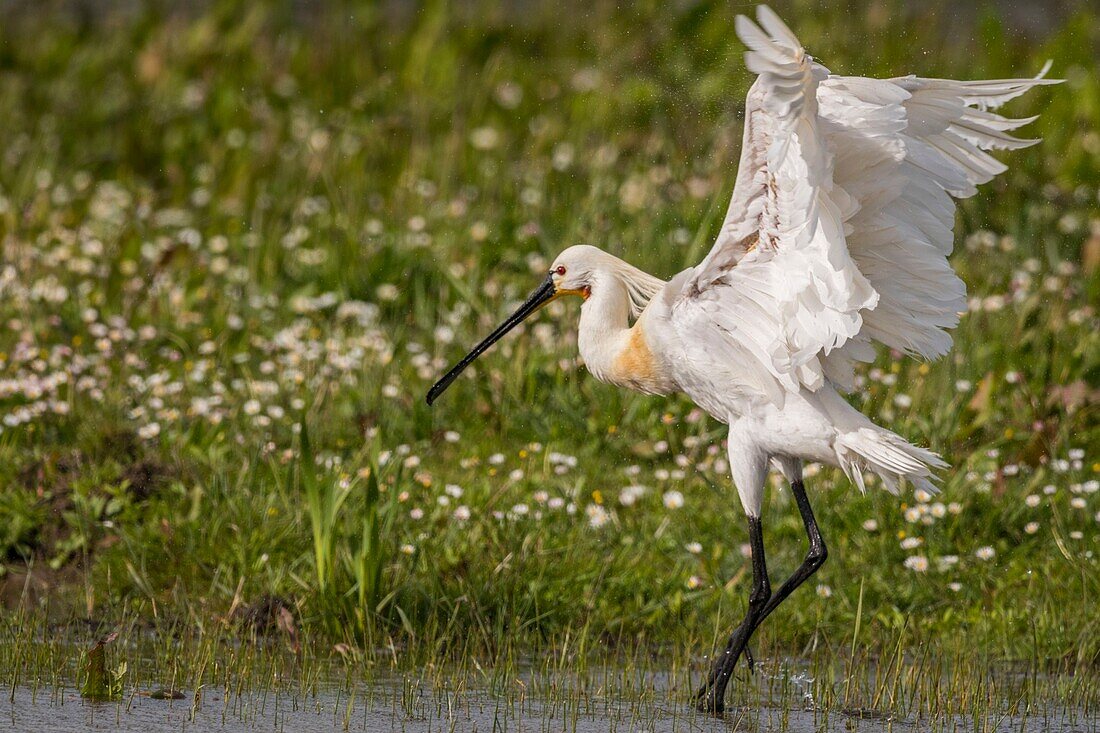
696 626 755 716
694 657 737 716
694 685 726 715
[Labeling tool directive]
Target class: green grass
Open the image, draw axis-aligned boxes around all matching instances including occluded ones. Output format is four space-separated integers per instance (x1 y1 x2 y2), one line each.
2 609 1098 729
0 0 1097 711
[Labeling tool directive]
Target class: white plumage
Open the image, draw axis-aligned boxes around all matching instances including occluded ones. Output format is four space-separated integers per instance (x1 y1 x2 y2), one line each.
689 8 1055 400
430 3 1058 516
426 5 1057 713
645 5 1055 507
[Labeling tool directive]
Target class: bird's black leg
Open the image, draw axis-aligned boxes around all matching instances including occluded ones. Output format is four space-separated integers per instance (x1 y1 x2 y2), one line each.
729 479 828 663
694 513 770 714
694 478 827 715
755 478 827 623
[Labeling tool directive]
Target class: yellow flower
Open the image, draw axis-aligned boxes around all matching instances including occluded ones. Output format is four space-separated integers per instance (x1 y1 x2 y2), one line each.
592 490 603 505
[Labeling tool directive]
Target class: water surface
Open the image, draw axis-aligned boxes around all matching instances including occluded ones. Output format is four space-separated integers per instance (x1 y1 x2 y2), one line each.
7 670 1097 733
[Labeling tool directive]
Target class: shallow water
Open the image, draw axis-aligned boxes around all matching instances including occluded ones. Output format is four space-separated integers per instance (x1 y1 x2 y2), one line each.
6 674 1098 733
4 682 745 732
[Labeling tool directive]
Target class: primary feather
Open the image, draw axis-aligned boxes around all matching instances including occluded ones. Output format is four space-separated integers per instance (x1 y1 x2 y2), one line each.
677 5 1059 399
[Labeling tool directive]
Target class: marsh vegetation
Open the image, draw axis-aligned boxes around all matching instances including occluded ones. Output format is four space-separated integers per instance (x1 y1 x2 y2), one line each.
0 0 1097 728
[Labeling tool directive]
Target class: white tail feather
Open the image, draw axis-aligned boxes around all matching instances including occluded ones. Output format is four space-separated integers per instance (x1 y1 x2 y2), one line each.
835 427 948 495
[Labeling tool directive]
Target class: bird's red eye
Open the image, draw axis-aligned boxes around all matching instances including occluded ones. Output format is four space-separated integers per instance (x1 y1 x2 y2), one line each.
555 265 567 276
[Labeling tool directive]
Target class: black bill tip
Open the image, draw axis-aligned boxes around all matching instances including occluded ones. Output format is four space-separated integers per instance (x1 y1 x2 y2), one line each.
425 377 451 406
425 274 557 406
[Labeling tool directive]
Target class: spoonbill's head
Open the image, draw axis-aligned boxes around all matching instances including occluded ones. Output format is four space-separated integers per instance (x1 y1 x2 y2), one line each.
547 244 609 297
425 245 606 405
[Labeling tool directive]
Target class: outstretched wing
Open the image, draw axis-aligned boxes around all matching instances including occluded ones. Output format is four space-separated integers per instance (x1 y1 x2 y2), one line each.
674 5 1057 403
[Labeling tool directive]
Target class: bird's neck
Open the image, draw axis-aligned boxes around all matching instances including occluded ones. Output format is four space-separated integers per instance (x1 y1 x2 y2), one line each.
578 275 632 362
577 271 674 396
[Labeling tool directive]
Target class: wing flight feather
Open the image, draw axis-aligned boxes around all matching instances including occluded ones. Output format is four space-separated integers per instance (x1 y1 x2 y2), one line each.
672 6 1058 405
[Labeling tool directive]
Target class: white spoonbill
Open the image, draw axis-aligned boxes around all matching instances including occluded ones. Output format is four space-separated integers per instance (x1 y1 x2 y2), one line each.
427 5 1057 714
